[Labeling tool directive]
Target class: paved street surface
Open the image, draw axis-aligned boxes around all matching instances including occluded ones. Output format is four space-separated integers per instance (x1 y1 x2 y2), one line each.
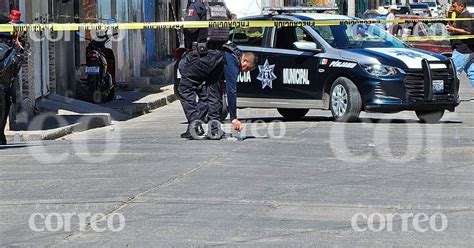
1 79 474 247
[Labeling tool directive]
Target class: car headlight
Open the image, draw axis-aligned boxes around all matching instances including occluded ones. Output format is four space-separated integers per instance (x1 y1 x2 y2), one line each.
363 64 399 77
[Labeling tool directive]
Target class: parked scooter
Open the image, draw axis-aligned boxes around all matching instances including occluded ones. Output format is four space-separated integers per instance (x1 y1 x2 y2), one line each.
80 31 117 103
0 10 25 145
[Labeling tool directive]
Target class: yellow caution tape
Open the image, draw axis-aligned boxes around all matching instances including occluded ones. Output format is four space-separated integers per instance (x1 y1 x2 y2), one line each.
0 18 471 42
0 18 459 32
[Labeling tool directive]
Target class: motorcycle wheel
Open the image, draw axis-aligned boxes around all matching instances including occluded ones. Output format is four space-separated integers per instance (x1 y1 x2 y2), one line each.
89 79 103 104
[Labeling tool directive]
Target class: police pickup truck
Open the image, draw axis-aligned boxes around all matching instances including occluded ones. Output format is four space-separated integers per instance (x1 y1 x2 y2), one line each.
230 13 460 123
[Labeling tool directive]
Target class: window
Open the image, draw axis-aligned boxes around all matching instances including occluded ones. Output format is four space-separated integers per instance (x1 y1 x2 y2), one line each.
275 27 317 50
230 27 264 46
312 24 406 49
312 26 334 44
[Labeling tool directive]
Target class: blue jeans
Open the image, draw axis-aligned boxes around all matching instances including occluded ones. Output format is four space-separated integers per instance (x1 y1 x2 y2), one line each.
452 49 474 88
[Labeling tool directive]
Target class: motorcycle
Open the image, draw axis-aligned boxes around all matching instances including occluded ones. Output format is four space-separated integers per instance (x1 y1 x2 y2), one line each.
0 11 25 145
81 31 117 103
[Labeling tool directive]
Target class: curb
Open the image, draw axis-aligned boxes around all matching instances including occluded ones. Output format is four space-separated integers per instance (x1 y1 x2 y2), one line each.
5 86 177 142
5 114 112 142
125 85 178 117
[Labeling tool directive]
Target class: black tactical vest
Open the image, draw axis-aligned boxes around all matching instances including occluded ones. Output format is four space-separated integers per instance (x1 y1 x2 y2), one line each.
203 0 230 44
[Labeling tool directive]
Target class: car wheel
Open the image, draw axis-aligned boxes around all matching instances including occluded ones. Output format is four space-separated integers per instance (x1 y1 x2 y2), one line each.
277 108 309 121
329 77 362 122
415 110 445 124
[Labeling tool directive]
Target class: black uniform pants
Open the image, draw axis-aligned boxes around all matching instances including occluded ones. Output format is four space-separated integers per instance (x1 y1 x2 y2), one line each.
0 85 11 142
178 49 224 133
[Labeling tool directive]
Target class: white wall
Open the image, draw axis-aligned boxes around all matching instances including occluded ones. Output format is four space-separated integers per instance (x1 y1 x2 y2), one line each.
225 0 262 18
225 0 284 18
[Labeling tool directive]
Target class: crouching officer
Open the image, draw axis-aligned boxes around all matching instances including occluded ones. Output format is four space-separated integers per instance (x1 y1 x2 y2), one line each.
178 0 232 139
178 44 257 140
178 0 234 138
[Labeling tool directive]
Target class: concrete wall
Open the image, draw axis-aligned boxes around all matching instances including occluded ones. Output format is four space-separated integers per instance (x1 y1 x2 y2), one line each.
113 0 146 82
53 1 77 98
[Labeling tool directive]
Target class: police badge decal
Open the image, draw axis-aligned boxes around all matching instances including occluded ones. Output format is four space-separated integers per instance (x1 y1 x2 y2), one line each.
257 59 277 89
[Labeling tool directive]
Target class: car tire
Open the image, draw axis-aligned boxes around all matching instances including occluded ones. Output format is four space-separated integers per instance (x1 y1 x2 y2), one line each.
277 108 309 121
415 110 445 124
329 77 362 122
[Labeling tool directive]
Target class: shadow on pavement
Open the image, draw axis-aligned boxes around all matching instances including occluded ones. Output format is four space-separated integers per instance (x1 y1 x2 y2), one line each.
15 114 109 131
0 144 31 150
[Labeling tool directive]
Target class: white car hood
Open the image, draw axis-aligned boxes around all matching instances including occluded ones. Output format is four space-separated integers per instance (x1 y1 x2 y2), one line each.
365 48 447 69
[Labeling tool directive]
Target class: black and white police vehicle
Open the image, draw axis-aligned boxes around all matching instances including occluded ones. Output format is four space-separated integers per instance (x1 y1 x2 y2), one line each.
230 12 459 123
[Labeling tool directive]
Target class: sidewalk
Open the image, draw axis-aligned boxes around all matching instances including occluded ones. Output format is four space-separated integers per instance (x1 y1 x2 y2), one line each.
4 84 177 143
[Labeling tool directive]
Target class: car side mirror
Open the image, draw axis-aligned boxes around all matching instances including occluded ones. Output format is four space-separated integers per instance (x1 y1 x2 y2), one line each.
293 41 322 53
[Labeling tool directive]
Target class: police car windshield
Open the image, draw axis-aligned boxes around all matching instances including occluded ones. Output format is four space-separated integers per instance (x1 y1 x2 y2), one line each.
312 23 407 49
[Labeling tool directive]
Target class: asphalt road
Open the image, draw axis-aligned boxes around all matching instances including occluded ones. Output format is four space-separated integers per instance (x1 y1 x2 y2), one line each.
1 79 474 247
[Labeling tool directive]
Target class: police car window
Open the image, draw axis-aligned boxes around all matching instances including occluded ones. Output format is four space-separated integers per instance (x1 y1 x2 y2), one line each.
312 24 407 49
230 27 264 46
295 27 315 42
275 27 317 49
275 27 296 49
312 26 335 44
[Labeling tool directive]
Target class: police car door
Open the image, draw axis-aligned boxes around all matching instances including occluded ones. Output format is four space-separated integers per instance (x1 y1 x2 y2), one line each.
263 23 322 100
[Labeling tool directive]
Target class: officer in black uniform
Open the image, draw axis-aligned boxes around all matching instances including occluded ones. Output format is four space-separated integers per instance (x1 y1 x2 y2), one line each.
178 43 257 140
179 0 211 138
179 0 233 139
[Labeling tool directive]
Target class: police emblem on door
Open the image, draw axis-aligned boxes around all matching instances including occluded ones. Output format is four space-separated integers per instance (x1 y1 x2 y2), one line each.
257 59 277 89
